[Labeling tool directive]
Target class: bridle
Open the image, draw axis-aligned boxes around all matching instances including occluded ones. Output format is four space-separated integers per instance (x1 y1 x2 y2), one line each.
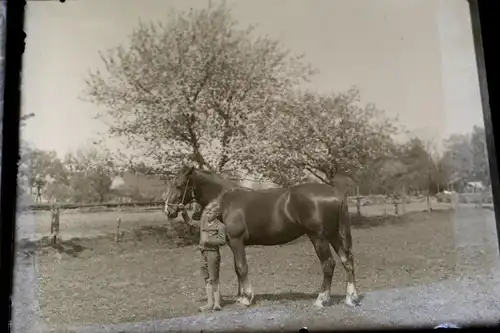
165 176 194 215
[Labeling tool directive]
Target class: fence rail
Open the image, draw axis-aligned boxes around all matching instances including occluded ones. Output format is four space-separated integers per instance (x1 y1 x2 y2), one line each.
20 201 166 212
19 191 493 212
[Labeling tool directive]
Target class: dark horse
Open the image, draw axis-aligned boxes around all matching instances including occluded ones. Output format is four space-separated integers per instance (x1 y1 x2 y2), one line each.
165 166 360 308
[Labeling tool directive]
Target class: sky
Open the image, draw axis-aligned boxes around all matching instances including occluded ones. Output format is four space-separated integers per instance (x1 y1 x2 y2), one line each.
22 0 483 157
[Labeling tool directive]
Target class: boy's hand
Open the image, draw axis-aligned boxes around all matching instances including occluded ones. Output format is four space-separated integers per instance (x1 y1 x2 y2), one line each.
178 203 185 210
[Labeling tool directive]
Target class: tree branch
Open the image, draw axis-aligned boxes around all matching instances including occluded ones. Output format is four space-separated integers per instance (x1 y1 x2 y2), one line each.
305 166 332 185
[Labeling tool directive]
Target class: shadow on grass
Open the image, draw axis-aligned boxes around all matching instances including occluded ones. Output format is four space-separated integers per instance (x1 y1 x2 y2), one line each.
255 292 366 307
17 237 92 258
254 292 343 304
214 292 366 307
136 224 199 247
48 240 90 257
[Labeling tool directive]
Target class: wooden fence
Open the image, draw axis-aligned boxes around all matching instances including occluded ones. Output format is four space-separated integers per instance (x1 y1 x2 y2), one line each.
28 191 493 247
20 200 166 212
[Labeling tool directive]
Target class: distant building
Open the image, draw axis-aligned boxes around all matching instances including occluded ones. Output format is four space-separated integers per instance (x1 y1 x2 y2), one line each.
464 181 485 193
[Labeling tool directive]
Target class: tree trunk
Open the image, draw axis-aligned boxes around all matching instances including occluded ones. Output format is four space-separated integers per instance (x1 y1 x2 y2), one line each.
217 126 232 172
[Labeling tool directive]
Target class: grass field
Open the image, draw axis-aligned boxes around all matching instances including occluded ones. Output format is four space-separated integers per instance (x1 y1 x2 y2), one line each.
15 202 500 330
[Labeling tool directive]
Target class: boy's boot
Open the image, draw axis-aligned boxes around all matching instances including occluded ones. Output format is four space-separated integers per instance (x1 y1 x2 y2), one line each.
213 284 222 311
199 284 214 312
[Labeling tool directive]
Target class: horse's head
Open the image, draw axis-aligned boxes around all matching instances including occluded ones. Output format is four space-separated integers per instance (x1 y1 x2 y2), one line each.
164 165 196 218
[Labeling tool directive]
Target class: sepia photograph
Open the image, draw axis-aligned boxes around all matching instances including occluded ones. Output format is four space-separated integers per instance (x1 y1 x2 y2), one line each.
11 0 499 331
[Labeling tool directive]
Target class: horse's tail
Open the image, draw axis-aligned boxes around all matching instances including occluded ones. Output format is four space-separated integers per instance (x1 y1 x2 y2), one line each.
338 195 353 251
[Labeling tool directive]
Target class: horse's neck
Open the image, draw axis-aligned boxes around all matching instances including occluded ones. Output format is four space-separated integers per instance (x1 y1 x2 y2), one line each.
193 172 235 207
197 183 228 207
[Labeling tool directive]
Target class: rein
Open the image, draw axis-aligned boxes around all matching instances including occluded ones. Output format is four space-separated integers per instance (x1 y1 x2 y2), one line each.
180 178 191 204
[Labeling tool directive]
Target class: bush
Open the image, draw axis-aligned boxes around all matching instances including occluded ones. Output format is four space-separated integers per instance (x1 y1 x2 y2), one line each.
457 193 484 204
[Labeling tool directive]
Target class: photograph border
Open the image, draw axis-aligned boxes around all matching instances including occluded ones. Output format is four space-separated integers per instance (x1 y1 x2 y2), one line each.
0 0 24 332
1 0 499 331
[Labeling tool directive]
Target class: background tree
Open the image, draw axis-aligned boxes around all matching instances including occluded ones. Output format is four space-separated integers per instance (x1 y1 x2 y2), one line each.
442 133 473 191
396 137 448 211
470 125 490 186
239 88 398 187
18 146 66 199
84 1 315 176
440 126 489 190
397 138 445 194
63 146 115 203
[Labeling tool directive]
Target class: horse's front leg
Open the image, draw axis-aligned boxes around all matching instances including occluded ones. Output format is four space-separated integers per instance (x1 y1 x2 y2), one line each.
233 256 243 302
228 237 254 306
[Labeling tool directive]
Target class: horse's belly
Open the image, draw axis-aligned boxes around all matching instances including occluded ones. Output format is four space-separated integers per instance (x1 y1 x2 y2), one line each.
244 221 304 246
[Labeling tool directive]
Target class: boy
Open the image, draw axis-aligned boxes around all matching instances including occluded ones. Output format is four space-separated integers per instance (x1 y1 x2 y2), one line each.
179 200 226 312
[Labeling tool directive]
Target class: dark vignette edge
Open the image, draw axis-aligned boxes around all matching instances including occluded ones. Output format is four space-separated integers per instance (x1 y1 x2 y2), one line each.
468 0 500 257
0 0 25 332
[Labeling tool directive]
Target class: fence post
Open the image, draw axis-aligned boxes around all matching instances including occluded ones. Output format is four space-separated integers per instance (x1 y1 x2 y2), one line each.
115 217 122 243
402 185 406 215
384 194 388 217
393 196 399 217
426 191 432 213
50 203 60 245
356 186 361 217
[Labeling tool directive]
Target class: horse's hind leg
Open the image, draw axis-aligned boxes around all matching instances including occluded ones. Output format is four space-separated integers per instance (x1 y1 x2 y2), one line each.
229 238 254 306
329 236 360 307
307 234 335 308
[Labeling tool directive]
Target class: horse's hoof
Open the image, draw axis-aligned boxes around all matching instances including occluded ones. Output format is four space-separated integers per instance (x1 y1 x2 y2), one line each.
199 304 213 312
345 295 360 307
239 297 251 306
313 300 325 308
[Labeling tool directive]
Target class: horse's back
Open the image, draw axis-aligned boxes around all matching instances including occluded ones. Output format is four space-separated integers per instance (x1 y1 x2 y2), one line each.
225 186 288 203
289 183 344 201
225 183 343 209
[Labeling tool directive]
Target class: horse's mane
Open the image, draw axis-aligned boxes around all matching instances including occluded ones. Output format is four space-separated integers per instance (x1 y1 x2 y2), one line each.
195 169 247 190
196 169 239 187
